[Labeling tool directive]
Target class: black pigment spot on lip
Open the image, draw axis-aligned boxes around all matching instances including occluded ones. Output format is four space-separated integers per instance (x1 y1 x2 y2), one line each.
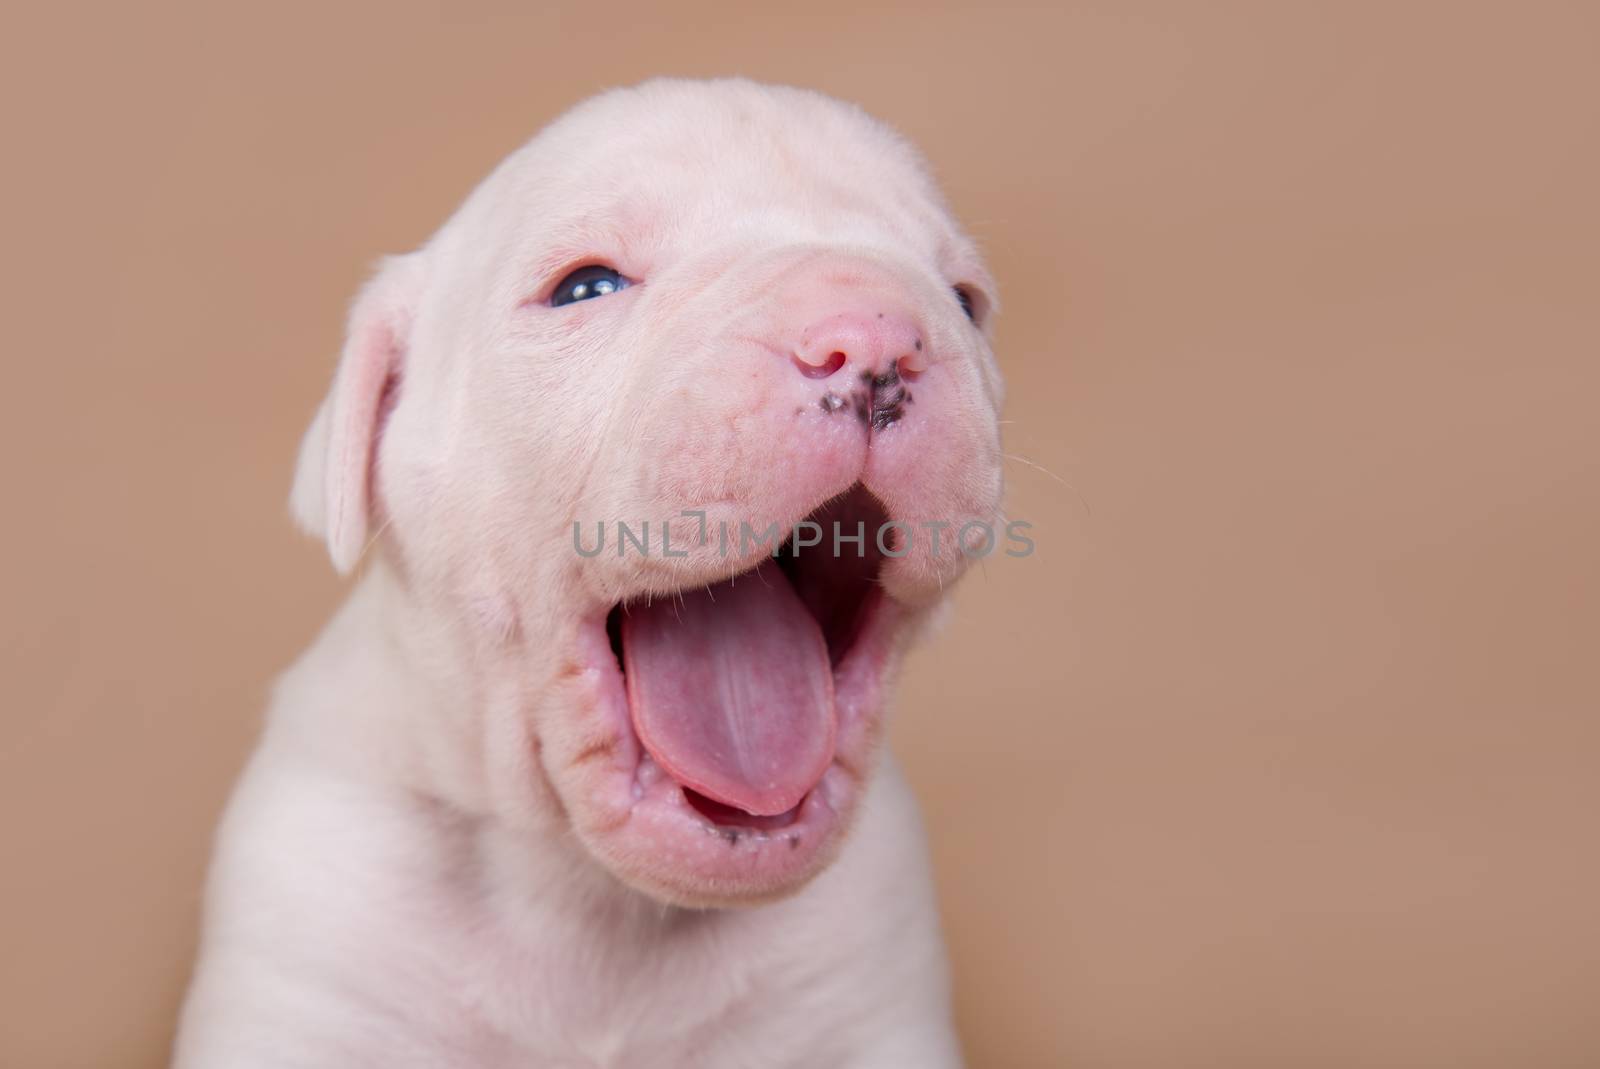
871 396 906 430
720 826 741 846
788 835 801 850
834 364 915 430
868 364 909 429
914 338 923 351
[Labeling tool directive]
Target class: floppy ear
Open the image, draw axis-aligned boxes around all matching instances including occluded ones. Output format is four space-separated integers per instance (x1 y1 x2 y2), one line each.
290 254 426 574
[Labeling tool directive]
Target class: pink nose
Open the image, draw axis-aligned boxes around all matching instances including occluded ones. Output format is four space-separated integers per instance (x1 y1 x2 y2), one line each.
792 311 926 380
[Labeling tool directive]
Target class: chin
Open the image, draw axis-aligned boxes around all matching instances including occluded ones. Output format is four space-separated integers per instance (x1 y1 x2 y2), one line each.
547 485 919 907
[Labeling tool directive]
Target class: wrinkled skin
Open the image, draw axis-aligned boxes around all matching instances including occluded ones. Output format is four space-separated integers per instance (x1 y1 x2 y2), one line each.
175 79 1004 1068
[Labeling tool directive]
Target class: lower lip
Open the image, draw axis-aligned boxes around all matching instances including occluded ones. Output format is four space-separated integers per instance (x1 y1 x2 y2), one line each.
597 745 850 899
632 750 842 850
684 786 804 830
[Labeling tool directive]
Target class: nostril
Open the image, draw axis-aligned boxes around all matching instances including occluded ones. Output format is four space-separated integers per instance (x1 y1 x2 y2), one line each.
793 350 846 379
795 312 923 380
894 331 929 377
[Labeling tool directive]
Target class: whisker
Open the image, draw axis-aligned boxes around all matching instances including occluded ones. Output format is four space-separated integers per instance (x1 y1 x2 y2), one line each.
1002 452 1070 486
355 517 395 568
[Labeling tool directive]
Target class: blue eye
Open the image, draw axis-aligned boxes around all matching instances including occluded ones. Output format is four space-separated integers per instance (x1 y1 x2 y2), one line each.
551 264 631 307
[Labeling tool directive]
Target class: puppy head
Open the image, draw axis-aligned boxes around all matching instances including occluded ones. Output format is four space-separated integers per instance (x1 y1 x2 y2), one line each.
292 79 1004 906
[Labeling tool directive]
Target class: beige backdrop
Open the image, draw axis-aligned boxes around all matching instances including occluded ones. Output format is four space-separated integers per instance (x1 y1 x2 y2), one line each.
3 3 1598 1066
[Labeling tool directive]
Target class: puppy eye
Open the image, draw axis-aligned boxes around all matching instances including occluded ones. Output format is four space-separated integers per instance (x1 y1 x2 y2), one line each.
953 285 979 324
551 265 631 307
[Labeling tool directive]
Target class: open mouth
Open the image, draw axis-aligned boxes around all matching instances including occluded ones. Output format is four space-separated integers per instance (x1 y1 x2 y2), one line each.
604 484 891 834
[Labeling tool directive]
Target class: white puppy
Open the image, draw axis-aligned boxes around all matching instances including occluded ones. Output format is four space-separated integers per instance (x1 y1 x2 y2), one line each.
175 78 1004 1068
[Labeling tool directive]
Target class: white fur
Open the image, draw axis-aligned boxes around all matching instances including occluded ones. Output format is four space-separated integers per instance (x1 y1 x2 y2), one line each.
175 79 1002 1068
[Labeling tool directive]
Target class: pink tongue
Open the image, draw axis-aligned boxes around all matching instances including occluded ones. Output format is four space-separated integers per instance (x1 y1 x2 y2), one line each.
621 564 835 817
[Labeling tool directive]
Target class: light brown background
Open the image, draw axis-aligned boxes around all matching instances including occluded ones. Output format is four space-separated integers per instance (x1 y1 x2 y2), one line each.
3 2 1597 1066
